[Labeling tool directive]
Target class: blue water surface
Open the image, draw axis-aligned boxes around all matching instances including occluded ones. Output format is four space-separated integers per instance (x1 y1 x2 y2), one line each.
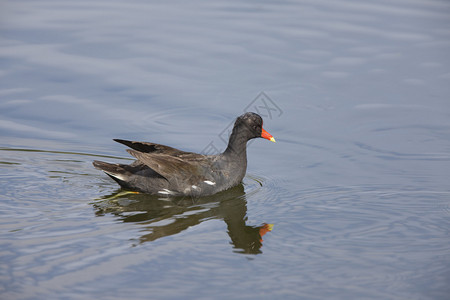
1 0 449 299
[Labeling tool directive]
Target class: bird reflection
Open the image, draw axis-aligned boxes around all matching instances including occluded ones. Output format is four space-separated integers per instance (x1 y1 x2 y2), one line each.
92 184 273 254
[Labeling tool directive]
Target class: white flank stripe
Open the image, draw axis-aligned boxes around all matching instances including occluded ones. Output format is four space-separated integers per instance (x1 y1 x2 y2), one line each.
203 180 216 185
158 189 173 195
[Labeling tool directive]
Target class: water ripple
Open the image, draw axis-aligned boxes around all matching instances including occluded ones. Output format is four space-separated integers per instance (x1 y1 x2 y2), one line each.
355 142 450 161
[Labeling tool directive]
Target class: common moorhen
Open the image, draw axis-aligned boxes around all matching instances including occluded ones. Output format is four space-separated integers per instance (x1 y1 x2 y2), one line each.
93 112 275 196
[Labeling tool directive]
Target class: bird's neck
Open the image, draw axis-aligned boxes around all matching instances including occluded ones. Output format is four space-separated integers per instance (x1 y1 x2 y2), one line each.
223 130 248 160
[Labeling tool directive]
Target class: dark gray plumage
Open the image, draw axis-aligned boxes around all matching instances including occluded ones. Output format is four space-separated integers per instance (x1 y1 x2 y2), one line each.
93 112 275 196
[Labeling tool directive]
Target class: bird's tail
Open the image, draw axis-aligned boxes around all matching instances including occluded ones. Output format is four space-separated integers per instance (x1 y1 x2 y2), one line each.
93 160 131 187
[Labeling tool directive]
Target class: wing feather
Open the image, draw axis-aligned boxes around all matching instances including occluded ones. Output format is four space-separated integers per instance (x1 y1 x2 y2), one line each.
126 149 211 185
114 139 191 155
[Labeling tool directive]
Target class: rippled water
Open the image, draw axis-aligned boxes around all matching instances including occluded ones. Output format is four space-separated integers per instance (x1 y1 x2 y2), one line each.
1 0 450 299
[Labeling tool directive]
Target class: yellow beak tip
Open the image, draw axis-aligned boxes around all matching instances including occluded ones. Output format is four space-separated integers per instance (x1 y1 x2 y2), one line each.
270 137 276 143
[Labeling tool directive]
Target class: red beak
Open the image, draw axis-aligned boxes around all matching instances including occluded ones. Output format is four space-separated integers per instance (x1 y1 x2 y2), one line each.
261 128 276 142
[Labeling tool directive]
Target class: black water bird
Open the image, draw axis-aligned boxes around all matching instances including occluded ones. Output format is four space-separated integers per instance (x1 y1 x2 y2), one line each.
93 112 275 196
